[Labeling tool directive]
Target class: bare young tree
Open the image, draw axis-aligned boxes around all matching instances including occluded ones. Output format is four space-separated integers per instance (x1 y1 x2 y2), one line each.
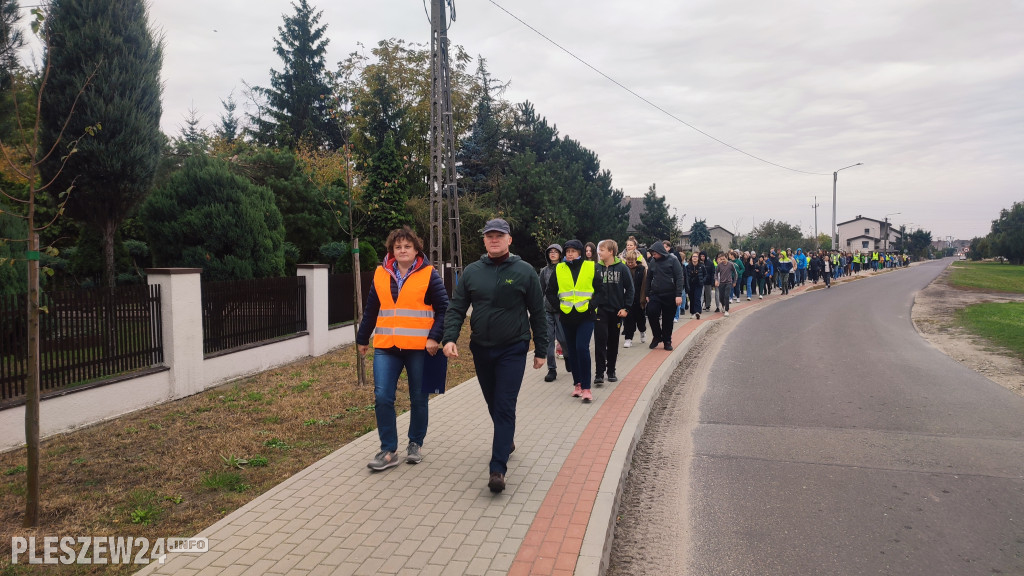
0 7 98 527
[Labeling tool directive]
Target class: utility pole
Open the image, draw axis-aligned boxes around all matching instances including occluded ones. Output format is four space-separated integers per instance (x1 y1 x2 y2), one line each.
429 0 463 286
812 196 820 247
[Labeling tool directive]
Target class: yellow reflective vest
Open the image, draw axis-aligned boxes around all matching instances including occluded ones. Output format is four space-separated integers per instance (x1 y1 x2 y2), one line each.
555 260 595 314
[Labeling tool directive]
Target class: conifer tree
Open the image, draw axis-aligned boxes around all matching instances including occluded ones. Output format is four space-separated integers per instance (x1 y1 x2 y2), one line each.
636 183 678 243
689 218 712 247
0 0 24 141
142 154 285 281
457 58 504 199
249 0 340 149
361 132 410 248
216 93 239 143
37 0 164 288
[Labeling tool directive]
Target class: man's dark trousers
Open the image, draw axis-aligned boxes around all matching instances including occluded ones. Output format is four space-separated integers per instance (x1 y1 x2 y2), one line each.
594 308 621 378
645 294 677 346
470 340 528 475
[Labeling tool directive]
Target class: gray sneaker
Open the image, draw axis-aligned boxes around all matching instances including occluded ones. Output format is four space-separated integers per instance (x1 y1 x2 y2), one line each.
406 442 423 464
367 450 400 471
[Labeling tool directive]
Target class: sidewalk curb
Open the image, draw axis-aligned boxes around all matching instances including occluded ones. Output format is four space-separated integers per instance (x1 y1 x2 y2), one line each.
578 319 715 575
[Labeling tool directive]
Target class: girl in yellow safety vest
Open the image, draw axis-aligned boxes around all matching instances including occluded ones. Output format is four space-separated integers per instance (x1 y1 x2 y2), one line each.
546 239 601 403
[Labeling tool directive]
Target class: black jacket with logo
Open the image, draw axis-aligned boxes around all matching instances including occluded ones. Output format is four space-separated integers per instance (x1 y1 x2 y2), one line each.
442 252 548 357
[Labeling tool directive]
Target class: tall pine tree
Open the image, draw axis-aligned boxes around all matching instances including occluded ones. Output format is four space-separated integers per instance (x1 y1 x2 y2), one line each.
0 0 24 142
216 93 239 143
457 58 504 199
361 132 409 250
636 183 677 244
249 0 340 149
38 0 164 289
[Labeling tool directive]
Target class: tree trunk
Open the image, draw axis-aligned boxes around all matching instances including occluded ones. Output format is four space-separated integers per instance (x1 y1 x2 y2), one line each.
101 222 118 358
352 236 366 386
103 221 116 289
24 232 40 527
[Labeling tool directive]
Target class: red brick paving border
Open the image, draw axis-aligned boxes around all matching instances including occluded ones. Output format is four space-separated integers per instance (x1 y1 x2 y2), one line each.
511 282 825 575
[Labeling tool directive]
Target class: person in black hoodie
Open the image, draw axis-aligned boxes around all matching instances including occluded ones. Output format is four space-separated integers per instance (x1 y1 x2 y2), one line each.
538 243 570 382
593 239 634 385
546 239 603 402
699 250 716 312
685 251 706 319
644 240 683 351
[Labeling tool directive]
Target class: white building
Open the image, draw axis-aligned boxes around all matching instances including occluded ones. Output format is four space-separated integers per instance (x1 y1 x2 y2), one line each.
837 215 902 254
680 225 735 252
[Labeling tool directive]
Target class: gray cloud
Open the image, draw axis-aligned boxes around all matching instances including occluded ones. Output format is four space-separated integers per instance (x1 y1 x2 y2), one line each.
21 0 1019 240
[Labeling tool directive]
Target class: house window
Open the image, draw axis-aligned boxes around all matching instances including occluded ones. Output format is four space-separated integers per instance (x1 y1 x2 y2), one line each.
864 228 870 235
862 241 869 248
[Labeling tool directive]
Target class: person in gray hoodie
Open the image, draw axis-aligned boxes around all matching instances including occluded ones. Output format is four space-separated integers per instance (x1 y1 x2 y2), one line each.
538 243 569 382
645 240 683 350
715 252 736 316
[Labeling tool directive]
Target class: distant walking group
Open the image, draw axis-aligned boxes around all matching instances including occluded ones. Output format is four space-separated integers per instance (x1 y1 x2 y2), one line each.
356 219 909 493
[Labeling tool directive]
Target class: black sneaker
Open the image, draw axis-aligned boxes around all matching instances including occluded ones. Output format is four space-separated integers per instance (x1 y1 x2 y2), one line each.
488 472 506 493
544 369 557 382
649 341 660 349
664 343 674 351
696 313 700 320
594 375 604 386
714 308 720 313
607 372 618 382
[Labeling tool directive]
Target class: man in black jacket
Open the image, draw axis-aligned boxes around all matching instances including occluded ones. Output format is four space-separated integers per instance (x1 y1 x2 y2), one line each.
442 219 547 494
645 240 683 351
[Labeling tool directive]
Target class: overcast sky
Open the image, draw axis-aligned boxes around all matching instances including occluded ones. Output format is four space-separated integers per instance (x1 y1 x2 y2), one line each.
21 0 1024 240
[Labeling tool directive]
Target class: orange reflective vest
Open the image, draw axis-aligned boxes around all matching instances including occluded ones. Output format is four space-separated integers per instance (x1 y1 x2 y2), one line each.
372 265 435 350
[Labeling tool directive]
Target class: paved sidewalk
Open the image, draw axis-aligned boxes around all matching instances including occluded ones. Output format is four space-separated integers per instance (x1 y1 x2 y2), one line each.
138 269 898 576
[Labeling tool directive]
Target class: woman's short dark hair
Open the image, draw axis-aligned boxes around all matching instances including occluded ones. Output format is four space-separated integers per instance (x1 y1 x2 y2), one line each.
385 226 424 255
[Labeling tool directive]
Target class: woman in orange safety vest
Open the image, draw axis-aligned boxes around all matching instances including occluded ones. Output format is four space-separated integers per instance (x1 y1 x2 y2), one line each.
357 226 449 472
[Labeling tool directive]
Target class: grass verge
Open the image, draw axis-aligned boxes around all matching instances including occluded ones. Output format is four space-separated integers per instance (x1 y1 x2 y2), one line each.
949 261 1024 293
0 324 477 575
955 302 1024 359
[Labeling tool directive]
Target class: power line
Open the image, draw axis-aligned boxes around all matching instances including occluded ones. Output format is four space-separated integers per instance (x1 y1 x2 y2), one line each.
486 0 830 177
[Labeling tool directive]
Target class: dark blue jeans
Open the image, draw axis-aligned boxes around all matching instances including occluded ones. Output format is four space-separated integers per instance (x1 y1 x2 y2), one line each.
470 339 529 475
373 348 429 453
562 319 594 390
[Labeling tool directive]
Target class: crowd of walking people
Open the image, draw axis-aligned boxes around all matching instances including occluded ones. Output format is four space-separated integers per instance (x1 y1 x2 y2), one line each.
356 219 911 492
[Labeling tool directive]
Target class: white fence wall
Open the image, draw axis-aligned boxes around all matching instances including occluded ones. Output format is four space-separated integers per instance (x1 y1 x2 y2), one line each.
0 265 356 452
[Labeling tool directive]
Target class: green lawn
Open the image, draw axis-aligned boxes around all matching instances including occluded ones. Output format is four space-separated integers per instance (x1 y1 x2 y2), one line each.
955 302 1024 359
949 261 1024 293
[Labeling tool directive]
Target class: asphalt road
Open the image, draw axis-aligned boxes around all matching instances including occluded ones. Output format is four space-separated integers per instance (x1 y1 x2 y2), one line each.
609 260 1024 576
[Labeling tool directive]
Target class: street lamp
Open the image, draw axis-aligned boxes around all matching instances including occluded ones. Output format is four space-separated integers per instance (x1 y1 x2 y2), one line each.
884 211 900 255
832 163 862 251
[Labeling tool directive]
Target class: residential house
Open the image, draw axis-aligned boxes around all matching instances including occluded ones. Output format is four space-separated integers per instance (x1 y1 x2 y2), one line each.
680 226 734 253
837 215 902 254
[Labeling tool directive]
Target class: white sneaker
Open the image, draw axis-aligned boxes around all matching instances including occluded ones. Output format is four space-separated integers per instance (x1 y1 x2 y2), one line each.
623 339 632 348
746 297 751 301
724 311 730 317
673 317 678 322
759 295 763 299
640 332 646 343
